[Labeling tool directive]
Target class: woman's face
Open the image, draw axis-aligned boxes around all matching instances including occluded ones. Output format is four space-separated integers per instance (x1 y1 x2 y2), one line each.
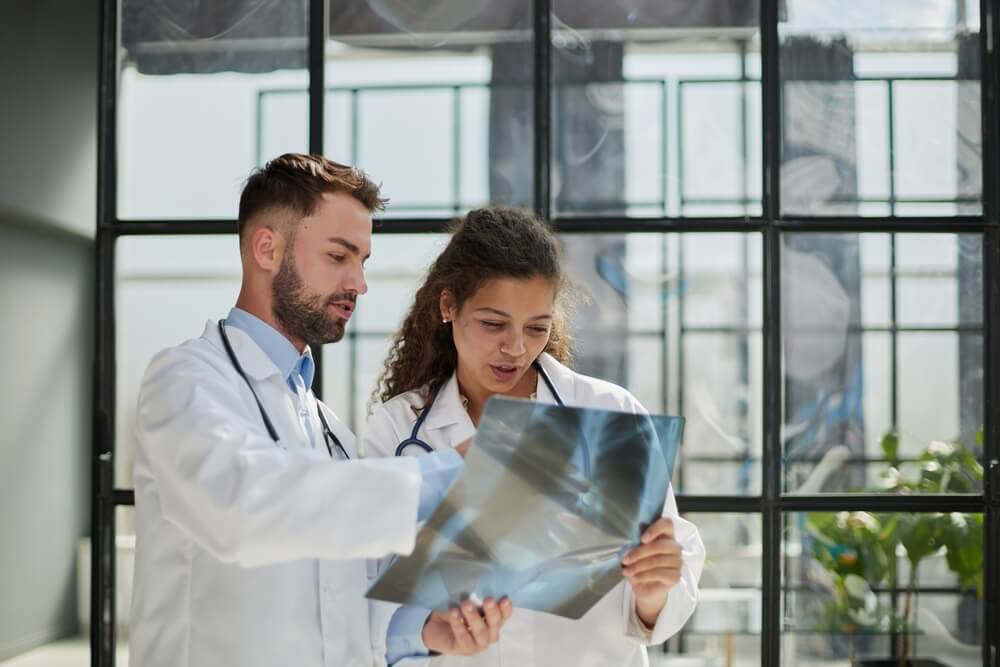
442 276 556 398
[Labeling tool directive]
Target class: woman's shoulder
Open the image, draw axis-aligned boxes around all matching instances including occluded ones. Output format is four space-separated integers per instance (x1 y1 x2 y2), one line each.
539 354 646 415
371 387 427 425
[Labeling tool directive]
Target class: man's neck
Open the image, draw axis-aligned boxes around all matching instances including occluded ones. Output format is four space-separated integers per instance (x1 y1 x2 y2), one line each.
233 295 307 354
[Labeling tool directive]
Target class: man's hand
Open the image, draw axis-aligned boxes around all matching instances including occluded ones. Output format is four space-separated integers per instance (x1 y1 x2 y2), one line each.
621 518 683 628
422 597 513 656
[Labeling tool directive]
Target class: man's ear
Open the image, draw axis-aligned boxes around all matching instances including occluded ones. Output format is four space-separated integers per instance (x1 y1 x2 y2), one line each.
245 224 284 273
439 289 458 322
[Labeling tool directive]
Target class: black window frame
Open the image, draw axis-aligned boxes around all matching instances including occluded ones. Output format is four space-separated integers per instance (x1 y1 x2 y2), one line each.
93 0 1000 665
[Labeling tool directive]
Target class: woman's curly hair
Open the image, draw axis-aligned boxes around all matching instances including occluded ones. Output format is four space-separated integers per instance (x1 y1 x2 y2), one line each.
373 206 573 408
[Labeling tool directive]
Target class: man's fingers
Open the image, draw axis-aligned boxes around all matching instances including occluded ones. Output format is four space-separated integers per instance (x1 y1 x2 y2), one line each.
623 554 682 577
622 538 682 565
481 598 502 643
640 518 674 544
448 608 474 652
461 601 489 648
498 596 513 620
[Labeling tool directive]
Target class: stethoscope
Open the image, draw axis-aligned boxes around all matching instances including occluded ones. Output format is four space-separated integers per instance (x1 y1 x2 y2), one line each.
218 320 350 460
394 360 565 457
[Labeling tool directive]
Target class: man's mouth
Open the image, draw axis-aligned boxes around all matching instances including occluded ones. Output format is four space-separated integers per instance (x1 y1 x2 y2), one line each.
328 299 355 320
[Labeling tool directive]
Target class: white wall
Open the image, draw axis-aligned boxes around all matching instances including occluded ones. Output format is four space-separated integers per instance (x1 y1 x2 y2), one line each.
0 0 97 659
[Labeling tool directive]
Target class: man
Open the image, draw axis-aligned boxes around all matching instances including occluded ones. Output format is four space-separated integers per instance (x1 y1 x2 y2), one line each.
130 154 511 667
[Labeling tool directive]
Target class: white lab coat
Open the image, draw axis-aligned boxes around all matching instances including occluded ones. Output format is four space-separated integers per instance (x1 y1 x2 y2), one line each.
130 320 425 667
362 353 705 667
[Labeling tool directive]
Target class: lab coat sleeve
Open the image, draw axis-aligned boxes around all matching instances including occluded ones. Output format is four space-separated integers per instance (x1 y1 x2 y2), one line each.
364 402 427 667
620 484 705 645
136 346 423 567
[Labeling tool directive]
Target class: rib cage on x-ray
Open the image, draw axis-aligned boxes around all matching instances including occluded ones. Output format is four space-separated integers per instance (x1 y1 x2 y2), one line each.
366 397 683 619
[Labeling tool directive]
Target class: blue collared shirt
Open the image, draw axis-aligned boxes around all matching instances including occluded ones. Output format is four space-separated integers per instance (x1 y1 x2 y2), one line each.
227 308 318 447
224 308 460 664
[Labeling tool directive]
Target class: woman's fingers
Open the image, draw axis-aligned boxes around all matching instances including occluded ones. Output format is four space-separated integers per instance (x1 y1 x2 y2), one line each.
623 554 682 577
640 518 674 544
625 566 682 587
622 537 682 566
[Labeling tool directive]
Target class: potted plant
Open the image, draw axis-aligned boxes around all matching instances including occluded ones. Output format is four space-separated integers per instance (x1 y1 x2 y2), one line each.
805 431 984 667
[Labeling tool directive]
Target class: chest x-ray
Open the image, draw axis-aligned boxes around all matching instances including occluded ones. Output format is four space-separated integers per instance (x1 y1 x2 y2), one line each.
366 397 683 619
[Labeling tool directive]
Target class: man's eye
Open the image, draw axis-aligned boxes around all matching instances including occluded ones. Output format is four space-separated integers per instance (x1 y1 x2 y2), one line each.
329 254 345 263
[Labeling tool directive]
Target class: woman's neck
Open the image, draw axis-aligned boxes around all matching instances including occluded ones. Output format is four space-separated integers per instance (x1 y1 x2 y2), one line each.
457 364 537 426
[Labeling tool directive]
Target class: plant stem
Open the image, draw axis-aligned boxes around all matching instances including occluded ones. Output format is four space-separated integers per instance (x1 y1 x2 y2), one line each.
898 565 918 667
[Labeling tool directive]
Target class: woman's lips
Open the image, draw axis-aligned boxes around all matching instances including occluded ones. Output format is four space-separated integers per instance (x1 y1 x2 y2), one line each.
489 363 520 382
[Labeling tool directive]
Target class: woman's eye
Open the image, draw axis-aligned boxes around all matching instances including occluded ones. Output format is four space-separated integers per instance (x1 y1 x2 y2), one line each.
481 321 503 329
529 327 550 335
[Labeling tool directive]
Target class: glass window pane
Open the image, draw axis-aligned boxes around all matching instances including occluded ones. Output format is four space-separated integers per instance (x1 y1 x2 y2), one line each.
782 233 983 494
552 1 762 218
119 1 308 219
784 511 984 666
663 513 762 663
780 1 981 216
564 233 763 495
323 234 448 440
323 0 533 218
115 236 242 487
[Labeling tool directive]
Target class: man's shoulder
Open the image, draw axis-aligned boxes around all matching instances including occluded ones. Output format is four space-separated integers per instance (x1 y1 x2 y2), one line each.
142 325 228 386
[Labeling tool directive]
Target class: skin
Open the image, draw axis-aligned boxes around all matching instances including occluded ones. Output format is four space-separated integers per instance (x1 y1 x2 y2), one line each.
441 277 684 628
235 191 371 351
235 191 510 653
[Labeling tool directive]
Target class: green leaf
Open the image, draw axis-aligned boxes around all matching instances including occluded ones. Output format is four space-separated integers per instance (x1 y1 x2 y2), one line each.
880 431 900 465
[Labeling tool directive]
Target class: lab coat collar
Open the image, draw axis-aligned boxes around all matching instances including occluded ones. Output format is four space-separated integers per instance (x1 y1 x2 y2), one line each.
203 320 285 383
421 352 572 431
421 373 466 431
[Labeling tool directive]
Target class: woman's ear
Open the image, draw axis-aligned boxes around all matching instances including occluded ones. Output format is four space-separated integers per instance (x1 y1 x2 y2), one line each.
439 289 457 323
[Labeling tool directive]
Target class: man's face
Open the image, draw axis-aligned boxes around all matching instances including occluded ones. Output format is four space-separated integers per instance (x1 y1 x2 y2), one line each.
272 191 371 347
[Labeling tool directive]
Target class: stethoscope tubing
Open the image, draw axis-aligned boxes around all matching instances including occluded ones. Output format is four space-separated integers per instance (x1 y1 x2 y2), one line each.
394 360 565 457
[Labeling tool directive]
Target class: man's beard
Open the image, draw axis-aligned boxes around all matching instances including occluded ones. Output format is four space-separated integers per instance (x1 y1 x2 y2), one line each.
272 254 350 347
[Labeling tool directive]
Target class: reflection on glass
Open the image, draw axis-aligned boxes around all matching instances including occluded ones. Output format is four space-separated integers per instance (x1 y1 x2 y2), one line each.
565 233 763 495
552 0 762 217
118 0 308 218
780 1 982 216
782 234 983 494
663 513 762 663
115 236 242 487
784 512 983 666
320 0 533 217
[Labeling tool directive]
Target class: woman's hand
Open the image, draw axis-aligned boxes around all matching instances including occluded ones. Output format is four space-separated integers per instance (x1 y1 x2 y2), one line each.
422 596 513 656
621 518 684 628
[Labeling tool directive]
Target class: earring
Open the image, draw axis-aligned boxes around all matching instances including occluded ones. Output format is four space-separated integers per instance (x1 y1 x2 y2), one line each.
442 317 450 324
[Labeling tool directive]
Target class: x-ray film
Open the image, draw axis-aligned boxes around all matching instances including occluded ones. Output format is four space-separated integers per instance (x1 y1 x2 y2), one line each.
366 397 683 619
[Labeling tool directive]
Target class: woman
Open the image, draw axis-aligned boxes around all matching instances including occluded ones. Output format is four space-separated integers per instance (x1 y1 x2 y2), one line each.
364 206 704 666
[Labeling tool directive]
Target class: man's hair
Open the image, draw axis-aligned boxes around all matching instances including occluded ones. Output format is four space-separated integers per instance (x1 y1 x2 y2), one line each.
237 153 386 238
